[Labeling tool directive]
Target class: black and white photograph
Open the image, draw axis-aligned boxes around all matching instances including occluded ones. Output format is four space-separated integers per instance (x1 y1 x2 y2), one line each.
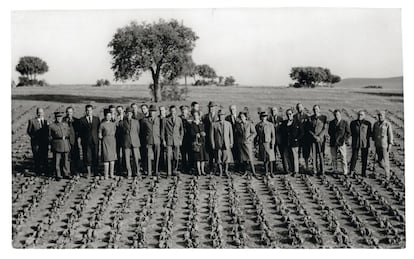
6 1 411 252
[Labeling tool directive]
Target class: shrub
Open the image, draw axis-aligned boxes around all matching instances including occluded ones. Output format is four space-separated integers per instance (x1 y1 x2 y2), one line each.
95 79 111 87
364 85 383 89
17 77 48 87
224 76 236 86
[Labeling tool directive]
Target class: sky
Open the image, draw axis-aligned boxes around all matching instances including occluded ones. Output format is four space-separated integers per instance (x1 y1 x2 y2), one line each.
11 8 403 86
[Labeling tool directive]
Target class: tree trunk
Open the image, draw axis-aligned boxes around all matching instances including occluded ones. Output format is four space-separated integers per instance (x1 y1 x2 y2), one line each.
151 64 162 102
153 79 161 102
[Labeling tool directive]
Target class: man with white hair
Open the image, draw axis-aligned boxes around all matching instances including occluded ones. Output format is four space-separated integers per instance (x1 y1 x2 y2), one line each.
372 110 394 180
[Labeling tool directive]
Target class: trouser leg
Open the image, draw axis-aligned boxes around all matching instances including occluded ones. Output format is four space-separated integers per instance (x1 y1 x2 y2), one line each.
292 147 299 173
147 145 153 176
337 144 348 174
283 148 292 173
62 152 70 177
361 148 368 176
279 145 288 173
32 144 40 174
54 152 62 178
167 146 173 176
350 148 358 172
154 144 160 176
330 146 338 172
124 148 132 177
132 147 140 176
317 143 324 174
312 143 318 174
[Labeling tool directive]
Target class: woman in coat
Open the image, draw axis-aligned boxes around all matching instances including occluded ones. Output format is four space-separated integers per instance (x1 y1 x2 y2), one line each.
189 111 209 176
255 111 276 176
99 109 117 179
234 112 257 177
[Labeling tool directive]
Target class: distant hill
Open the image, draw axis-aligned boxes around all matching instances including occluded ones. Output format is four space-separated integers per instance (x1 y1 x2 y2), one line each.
335 76 403 89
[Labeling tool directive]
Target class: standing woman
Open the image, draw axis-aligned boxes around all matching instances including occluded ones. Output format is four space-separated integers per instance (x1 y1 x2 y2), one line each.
99 109 117 179
189 111 209 176
235 112 257 178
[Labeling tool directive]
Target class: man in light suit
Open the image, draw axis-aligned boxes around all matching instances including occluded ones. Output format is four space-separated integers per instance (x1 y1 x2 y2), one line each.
234 111 257 178
119 107 141 178
49 111 71 180
140 105 163 177
27 107 49 176
255 111 276 176
78 104 101 177
372 110 394 180
164 105 184 176
328 109 351 175
226 104 240 173
211 110 234 177
350 110 372 177
202 101 219 173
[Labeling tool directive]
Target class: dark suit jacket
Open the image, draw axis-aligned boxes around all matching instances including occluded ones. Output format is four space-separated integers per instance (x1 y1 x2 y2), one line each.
202 113 218 146
350 119 371 149
118 118 141 148
164 116 184 146
305 114 327 144
328 119 351 147
267 114 283 145
140 116 162 146
280 119 304 148
63 116 79 146
79 116 100 146
27 118 49 146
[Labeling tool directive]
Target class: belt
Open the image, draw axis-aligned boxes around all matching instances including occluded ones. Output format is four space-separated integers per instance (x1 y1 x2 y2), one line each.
53 137 68 140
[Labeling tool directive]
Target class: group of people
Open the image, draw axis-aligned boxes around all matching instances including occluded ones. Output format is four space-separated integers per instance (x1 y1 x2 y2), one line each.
26 101 394 181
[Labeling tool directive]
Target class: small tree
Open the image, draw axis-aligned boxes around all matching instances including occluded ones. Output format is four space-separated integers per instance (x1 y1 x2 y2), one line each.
15 56 49 86
95 79 111 87
195 64 217 83
108 19 198 102
224 76 236 86
218 76 224 85
289 67 340 88
181 58 196 86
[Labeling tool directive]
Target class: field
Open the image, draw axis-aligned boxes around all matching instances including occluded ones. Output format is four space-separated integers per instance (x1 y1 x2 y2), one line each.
11 84 405 248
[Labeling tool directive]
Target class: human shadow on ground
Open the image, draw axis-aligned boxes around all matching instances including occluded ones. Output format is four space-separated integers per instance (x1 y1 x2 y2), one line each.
12 94 150 104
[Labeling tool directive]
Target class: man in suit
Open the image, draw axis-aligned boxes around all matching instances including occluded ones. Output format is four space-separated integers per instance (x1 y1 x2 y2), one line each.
372 110 394 180
294 103 309 161
78 104 101 177
141 105 163 177
27 107 49 176
140 104 150 175
234 111 257 177
63 106 81 175
49 111 71 180
328 109 351 175
180 105 192 174
119 107 141 178
190 101 201 119
268 106 284 173
115 105 126 175
211 110 234 177
349 110 372 177
225 105 240 173
280 109 304 175
159 106 167 171
131 103 144 121
164 105 184 176
202 101 219 172
255 111 276 176
306 105 328 175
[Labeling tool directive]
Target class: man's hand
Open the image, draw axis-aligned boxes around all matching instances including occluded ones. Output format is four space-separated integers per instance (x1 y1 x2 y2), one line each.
200 132 206 137
196 133 201 138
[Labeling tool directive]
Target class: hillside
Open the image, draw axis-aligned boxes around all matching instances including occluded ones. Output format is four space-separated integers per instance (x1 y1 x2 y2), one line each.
335 76 403 89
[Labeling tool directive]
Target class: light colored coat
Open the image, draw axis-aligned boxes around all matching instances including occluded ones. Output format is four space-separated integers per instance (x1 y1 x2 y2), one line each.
210 120 234 150
255 120 276 146
372 120 394 148
164 115 184 146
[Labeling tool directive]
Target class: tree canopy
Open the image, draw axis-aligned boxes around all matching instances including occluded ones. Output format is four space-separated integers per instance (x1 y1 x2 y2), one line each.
108 19 198 102
196 64 217 80
289 67 341 88
15 56 49 80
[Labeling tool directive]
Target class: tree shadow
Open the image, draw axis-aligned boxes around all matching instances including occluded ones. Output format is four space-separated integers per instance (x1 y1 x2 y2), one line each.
12 94 150 104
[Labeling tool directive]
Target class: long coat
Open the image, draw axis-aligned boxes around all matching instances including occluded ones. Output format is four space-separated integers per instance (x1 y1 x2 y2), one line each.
140 116 162 146
280 119 304 148
350 119 371 149
372 120 394 148
78 116 100 146
210 120 234 150
202 113 219 148
328 119 351 147
255 120 276 162
118 118 141 148
164 116 184 146
49 122 71 153
234 120 256 162
267 114 283 145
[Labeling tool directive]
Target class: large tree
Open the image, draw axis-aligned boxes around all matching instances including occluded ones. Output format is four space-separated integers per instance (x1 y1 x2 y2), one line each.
15 56 48 81
196 64 217 80
289 67 341 88
108 19 198 102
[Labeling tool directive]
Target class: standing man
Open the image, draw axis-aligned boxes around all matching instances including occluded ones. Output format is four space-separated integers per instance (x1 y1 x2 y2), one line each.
115 106 126 175
27 107 49 176
294 103 309 161
78 104 101 178
349 110 372 177
140 104 150 175
131 103 144 121
190 101 201 119
255 111 276 176
63 106 80 175
49 111 71 181
226 104 240 172
234 112 257 178
141 105 162 177
180 105 192 174
306 105 328 175
280 109 304 175
328 109 351 175
164 105 184 176
159 106 168 172
119 107 141 179
268 106 284 173
372 110 394 180
202 101 218 173
211 110 234 177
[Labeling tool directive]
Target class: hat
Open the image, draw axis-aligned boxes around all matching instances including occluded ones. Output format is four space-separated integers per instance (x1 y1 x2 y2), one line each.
149 105 157 112
208 101 217 107
180 105 189 110
259 111 268 117
54 111 64 117
218 110 226 116
125 107 134 113
103 108 111 115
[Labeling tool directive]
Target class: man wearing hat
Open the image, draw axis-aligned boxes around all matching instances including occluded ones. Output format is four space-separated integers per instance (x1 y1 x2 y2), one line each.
164 105 184 176
78 104 101 178
255 111 276 176
202 101 219 173
226 104 240 172
210 110 234 177
140 105 162 177
268 106 284 172
49 111 71 180
180 105 193 174
119 106 141 178
372 110 394 180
